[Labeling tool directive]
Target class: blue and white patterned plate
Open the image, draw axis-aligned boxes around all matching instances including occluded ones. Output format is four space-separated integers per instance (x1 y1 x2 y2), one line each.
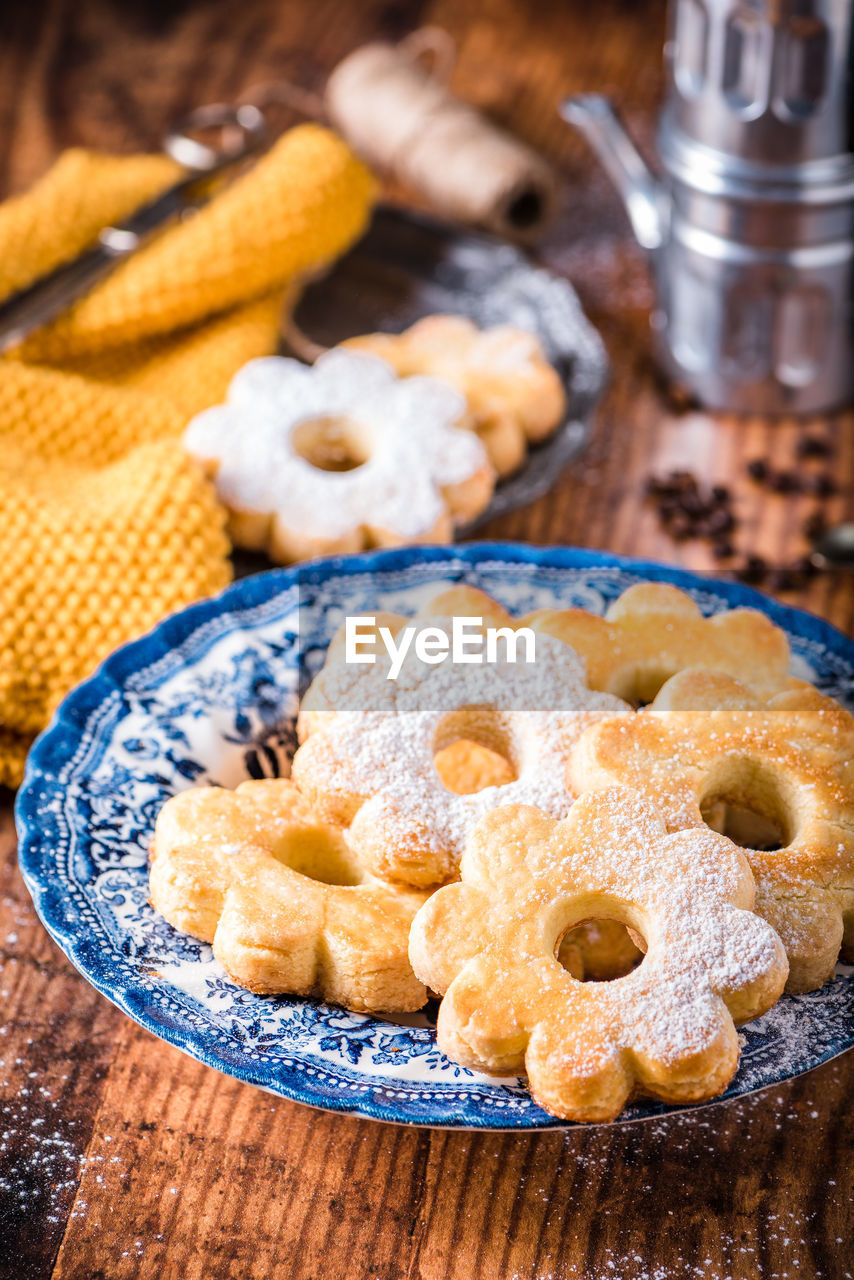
16 544 854 1130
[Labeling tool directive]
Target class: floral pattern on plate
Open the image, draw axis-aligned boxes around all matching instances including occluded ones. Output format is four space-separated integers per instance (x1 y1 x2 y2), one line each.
17 544 854 1129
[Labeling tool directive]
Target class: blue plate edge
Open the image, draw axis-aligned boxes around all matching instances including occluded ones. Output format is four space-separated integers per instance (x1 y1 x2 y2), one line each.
15 541 854 1131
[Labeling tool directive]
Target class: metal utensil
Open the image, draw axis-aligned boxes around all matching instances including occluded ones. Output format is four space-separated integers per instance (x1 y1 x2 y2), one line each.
811 523 854 568
0 102 266 353
561 0 854 415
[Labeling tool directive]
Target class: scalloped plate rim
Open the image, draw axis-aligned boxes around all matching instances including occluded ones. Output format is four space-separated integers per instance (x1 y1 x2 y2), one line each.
16 542 854 1130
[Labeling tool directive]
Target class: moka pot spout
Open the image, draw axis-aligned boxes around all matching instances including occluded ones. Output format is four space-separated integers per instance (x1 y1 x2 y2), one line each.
561 94 667 254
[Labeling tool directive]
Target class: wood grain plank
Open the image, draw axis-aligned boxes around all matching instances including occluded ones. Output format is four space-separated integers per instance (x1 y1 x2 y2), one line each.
46 1034 854 1280
410 1059 854 1280
0 800 125 1280
51 1037 431 1280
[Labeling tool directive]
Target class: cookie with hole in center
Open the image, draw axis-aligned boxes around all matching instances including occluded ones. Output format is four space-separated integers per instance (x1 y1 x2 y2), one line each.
557 918 644 982
345 315 566 477
292 599 628 887
569 669 854 993
408 788 788 1123
527 582 797 704
183 349 494 564
150 779 428 1012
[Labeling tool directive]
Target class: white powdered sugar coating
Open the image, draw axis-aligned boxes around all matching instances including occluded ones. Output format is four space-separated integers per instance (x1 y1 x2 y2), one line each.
296 628 627 875
183 349 490 540
414 789 789 1083
570 690 854 953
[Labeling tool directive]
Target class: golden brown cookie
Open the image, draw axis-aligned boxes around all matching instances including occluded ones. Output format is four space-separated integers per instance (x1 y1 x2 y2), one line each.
301 583 797 745
345 315 566 476
292 596 627 887
409 788 788 1123
528 582 796 703
570 670 854 992
183 349 495 563
150 779 428 1012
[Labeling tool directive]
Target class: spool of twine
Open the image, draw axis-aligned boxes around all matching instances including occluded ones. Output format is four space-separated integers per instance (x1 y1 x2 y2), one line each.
322 30 557 239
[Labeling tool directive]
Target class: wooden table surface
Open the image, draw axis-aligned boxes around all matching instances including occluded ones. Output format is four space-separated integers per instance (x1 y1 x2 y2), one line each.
2 1 852 1277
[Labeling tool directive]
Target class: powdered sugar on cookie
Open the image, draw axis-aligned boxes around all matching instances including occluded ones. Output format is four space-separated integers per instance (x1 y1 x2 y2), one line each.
569 673 854 993
184 349 494 562
292 625 627 886
408 787 789 1122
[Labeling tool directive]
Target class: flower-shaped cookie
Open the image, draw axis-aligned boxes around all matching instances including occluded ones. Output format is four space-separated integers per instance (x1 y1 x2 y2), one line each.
528 582 796 703
409 788 788 1122
298 584 524 739
293 598 627 887
150 779 427 1012
345 315 566 476
570 671 854 992
300 584 524 804
183 349 494 563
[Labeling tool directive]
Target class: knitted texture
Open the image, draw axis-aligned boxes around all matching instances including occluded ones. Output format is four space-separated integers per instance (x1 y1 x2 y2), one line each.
55 291 291 419
20 125 374 361
0 148 181 300
0 128 375 786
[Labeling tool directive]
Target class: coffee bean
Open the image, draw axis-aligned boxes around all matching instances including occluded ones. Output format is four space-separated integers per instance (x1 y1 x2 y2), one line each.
767 567 803 593
658 497 683 522
736 555 768 584
667 469 699 494
706 508 735 535
770 469 800 494
681 492 708 518
809 473 836 497
669 514 694 541
803 510 827 541
790 554 820 580
796 435 833 460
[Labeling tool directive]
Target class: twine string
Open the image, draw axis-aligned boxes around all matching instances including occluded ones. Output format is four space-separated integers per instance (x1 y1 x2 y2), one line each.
241 28 556 243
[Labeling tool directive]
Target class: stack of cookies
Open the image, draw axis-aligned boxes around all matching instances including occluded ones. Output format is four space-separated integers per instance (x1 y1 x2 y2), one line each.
149 582 854 1122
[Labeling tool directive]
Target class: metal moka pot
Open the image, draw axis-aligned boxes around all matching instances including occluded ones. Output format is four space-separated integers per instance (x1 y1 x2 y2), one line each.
562 0 854 415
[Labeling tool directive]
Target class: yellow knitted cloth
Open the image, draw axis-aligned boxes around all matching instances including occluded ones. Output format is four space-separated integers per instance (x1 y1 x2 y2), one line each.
0 126 374 786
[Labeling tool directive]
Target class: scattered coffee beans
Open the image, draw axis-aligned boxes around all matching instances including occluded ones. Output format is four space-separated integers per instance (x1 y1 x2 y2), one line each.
646 430 839 594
